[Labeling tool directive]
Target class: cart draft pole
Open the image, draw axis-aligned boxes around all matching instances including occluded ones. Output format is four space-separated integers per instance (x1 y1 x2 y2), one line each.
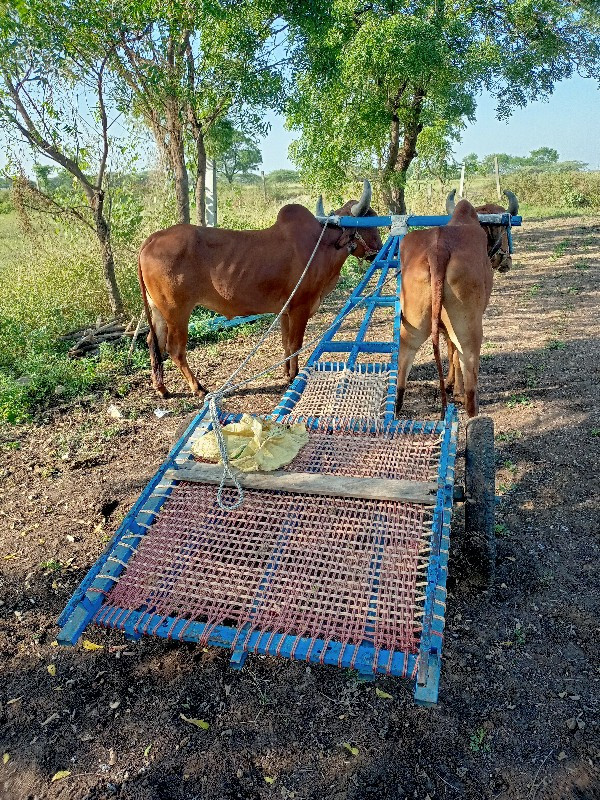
206 158 217 227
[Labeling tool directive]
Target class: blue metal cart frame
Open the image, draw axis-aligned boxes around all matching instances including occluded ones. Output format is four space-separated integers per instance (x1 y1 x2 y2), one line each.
57 211 521 706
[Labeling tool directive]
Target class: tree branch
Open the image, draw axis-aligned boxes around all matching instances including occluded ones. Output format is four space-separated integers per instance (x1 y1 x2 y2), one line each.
2 71 96 199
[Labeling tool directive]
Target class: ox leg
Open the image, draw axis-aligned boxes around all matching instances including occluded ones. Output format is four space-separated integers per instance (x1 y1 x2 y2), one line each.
166 324 208 399
286 306 310 383
452 350 466 405
457 347 480 417
147 300 170 398
281 313 291 379
395 320 429 414
445 334 456 392
445 314 482 417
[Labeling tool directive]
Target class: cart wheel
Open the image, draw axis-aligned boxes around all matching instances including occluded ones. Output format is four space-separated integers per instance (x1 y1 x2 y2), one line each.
464 415 496 585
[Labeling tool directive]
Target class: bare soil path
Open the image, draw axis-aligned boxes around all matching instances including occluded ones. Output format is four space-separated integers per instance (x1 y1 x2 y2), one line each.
1 216 599 800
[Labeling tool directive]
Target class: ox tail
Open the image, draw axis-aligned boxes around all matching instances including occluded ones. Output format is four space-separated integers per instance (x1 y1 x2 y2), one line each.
137 249 164 390
427 232 448 417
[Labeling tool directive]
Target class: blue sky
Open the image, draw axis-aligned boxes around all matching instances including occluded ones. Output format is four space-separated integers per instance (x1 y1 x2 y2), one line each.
257 76 600 172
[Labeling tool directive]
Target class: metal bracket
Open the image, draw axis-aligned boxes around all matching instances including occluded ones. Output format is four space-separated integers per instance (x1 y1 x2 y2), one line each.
414 649 441 706
230 648 248 670
452 484 465 502
315 214 342 226
390 214 409 236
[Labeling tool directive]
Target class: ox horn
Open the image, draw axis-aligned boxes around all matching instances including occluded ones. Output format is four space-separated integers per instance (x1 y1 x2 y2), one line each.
445 189 456 215
315 195 325 217
350 179 372 217
504 190 519 216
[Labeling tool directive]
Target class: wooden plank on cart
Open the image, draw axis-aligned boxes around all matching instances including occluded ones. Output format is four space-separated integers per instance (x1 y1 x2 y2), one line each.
165 463 438 505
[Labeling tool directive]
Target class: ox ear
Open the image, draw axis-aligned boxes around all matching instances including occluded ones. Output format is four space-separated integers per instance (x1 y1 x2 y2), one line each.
445 189 456 215
504 190 519 216
315 195 325 217
350 179 372 217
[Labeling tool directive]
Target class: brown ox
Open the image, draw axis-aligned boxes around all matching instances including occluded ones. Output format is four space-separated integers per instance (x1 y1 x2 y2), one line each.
443 189 519 399
138 181 382 399
396 197 510 418
446 188 519 272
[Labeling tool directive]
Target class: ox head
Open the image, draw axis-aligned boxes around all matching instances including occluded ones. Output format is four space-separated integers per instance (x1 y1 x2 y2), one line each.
315 180 382 262
446 189 519 272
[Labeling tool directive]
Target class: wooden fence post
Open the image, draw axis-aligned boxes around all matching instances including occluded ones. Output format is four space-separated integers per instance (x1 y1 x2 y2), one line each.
206 159 217 227
459 163 465 198
494 156 501 200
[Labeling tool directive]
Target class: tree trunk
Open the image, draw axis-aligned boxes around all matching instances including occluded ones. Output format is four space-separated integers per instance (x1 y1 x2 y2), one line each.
381 88 426 215
194 129 207 226
92 191 123 316
164 100 190 225
172 151 190 225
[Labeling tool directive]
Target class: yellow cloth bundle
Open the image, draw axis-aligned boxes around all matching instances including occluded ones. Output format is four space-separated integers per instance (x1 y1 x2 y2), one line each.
191 414 308 472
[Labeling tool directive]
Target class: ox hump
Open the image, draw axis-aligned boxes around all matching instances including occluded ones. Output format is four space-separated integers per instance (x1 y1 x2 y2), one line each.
276 203 317 228
450 199 480 226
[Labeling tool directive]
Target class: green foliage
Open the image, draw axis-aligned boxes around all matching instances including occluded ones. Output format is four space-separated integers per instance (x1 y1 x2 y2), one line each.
0 210 144 423
469 727 491 754
267 170 301 184
217 181 312 229
477 149 587 176
214 124 263 184
0 190 13 215
286 0 600 209
429 171 600 214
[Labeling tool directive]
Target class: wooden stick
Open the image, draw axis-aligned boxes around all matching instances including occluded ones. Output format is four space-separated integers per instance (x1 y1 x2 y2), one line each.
164 463 439 505
128 311 146 356
95 319 122 335
494 155 501 201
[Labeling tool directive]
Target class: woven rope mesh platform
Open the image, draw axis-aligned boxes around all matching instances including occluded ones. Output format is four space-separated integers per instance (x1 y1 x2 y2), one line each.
287 364 390 421
282 424 441 483
93 427 441 668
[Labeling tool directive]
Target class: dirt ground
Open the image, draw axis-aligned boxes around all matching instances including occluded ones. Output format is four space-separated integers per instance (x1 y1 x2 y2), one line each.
1 216 599 800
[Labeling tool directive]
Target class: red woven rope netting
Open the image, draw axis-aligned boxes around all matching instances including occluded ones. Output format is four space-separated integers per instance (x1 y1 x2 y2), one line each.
94 427 441 662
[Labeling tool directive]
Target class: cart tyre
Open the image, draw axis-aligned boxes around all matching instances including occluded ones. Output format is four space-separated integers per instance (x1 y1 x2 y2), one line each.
464 415 496 585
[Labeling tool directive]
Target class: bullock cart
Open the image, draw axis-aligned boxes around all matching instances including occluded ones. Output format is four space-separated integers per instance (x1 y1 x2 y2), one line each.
57 210 521 705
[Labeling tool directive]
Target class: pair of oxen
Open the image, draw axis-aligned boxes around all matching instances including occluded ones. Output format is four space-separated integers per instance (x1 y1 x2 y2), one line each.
138 181 518 417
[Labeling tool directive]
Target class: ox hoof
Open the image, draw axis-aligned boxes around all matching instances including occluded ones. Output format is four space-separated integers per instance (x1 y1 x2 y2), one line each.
156 386 171 399
394 388 405 416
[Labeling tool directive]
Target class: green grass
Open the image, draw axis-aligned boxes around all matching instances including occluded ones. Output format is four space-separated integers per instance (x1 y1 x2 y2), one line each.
0 177 598 424
546 339 566 350
507 394 532 408
469 727 491 754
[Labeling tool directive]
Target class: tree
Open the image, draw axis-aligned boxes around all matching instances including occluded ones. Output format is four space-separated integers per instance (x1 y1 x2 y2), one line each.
108 0 284 225
0 1 124 314
286 0 600 213
215 125 262 183
267 169 300 183
529 147 559 167
32 164 52 192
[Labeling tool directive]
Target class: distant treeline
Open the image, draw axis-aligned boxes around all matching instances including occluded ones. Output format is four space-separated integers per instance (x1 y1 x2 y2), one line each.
461 148 588 177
